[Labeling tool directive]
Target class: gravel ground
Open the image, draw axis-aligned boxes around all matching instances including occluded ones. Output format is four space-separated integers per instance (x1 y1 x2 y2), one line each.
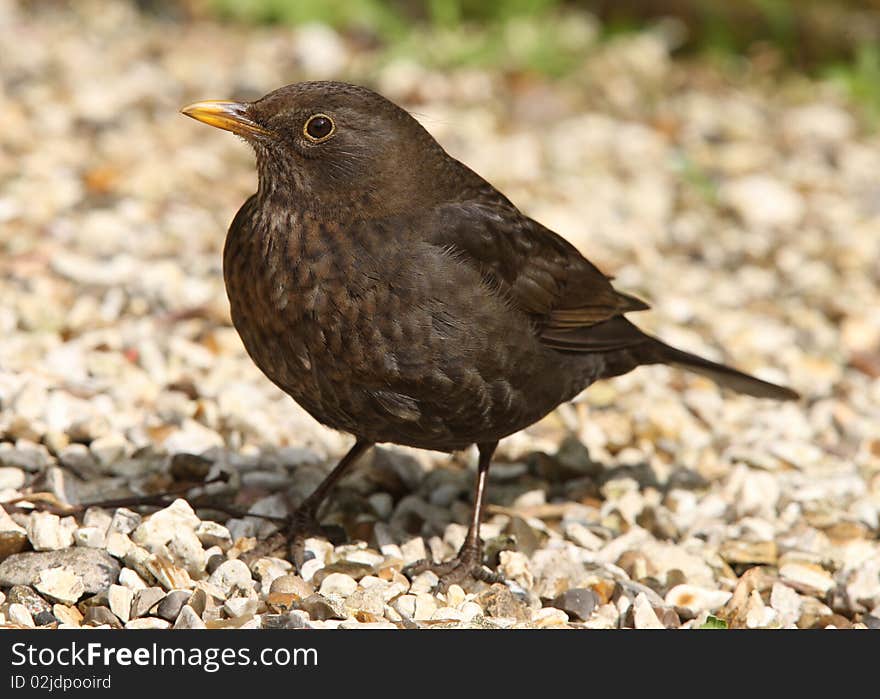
1 1 878 630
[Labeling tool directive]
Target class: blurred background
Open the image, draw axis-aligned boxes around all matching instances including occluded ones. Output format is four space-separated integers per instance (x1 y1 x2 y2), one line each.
0 0 879 629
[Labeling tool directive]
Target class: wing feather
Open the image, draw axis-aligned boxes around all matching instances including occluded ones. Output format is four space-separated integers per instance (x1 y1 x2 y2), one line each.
420 198 649 351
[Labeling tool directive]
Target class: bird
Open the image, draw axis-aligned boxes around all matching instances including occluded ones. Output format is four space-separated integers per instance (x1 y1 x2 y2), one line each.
181 81 798 588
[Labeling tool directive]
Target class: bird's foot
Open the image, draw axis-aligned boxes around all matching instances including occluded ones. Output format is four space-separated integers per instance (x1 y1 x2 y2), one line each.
404 541 503 592
241 506 332 570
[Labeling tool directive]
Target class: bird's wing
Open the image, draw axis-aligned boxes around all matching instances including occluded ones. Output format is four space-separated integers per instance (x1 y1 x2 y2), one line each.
421 200 650 352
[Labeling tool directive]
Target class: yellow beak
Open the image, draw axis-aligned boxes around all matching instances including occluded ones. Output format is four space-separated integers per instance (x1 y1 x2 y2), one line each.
180 100 271 138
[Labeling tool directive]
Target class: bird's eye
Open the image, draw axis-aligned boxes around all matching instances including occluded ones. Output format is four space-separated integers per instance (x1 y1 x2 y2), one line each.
303 114 335 142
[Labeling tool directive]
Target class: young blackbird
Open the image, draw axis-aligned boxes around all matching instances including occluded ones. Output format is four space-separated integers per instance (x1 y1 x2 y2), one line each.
182 81 798 587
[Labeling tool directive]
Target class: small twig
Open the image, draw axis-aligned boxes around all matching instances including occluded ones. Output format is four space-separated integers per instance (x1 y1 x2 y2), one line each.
187 498 289 523
5 474 231 517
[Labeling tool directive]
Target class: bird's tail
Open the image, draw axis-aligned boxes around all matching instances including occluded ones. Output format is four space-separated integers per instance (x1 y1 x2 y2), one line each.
646 339 799 401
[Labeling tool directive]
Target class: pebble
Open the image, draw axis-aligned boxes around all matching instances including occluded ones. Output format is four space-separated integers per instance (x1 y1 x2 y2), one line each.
52 604 83 627
156 590 191 621
8 603 35 628
208 559 252 596
108 584 134 623
0 548 120 593
297 594 347 621
665 584 732 617
770 582 802 627
173 605 207 629
779 563 835 596
110 509 141 535
631 593 665 629
125 617 171 630
532 607 570 628
223 597 258 619
34 566 85 605
27 512 76 551
475 584 530 622
131 587 166 618
392 595 417 619
498 550 534 589
719 175 804 228
146 555 193 590
745 589 777 629
83 606 122 629
196 521 232 548
74 526 106 548
118 567 148 591
0 467 25 490
413 593 439 621
7 585 54 625
312 561 375 585
132 500 206 575
550 588 599 621
719 540 778 566
0 507 28 560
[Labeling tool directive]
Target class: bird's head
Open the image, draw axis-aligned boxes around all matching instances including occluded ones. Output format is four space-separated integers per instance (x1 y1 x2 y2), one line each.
182 81 464 217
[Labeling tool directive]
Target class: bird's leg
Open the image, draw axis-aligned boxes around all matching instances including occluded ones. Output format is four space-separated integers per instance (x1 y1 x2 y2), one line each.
246 439 373 568
405 441 503 591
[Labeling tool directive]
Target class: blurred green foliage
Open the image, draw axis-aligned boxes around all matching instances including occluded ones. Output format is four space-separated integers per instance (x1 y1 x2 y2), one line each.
825 44 880 124
209 0 406 34
209 0 594 75
203 0 880 118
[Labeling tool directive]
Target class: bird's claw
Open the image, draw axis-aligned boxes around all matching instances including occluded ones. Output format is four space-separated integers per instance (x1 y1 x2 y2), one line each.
403 543 503 592
239 506 323 570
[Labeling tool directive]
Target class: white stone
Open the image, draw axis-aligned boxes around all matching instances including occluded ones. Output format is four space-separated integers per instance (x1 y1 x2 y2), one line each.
460 601 484 621
90 432 129 465
0 467 25 490
532 607 569 627
779 563 834 596
125 617 171 630
132 499 206 575
52 604 82 627
173 605 206 629
195 521 232 548
719 175 804 228
223 597 258 619
563 521 604 550
413 593 438 621
299 558 323 583
105 531 133 559
499 550 534 590
118 567 148 591
770 582 802 627
408 571 439 595
392 594 417 619
746 589 778 629
632 593 664 629
208 559 252 596
108 584 133 623
34 566 85 605
8 603 35 628
27 512 76 551
74 526 105 548
665 584 732 616
400 537 427 565
318 573 357 598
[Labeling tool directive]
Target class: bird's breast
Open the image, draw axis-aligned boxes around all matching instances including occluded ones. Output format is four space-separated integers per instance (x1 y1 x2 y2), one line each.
220 196 587 447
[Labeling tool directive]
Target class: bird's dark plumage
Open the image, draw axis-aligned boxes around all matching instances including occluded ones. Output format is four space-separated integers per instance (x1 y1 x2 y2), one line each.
182 81 798 586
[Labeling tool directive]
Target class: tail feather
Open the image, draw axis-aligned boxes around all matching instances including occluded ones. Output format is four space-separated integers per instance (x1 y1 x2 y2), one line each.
648 340 799 401
543 315 799 401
